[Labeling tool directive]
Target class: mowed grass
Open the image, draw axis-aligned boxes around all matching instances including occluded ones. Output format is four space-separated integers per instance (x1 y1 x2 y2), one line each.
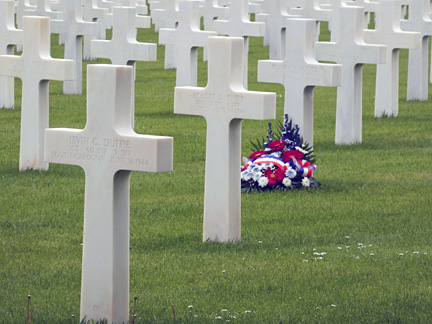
1 22 431 324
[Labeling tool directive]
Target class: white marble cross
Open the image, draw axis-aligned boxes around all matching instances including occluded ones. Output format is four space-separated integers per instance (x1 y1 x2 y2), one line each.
401 0 432 101
174 37 276 242
199 0 229 61
0 0 23 109
344 0 379 28
213 0 265 88
45 64 173 323
159 0 217 86
0 16 74 170
13 0 35 52
82 0 109 61
315 6 386 145
151 0 179 68
23 0 63 20
91 6 157 67
363 0 420 117
258 18 341 146
51 0 99 94
255 0 294 60
199 0 229 32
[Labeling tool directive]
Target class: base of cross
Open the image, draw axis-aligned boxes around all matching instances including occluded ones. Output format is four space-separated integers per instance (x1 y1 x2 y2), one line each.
241 115 320 193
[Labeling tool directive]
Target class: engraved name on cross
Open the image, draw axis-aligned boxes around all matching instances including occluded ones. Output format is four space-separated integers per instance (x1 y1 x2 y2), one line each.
45 64 173 323
0 16 74 170
175 37 276 242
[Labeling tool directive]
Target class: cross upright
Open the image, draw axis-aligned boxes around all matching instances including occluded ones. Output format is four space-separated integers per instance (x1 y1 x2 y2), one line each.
258 17 341 146
82 0 109 61
151 0 179 68
363 0 420 117
0 16 74 170
315 6 387 145
92 6 157 67
400 0 432 101
51 0 99 94
255 0 295 60
213 0 265 88
159 0 217 86
14 0 36 46
174 37 276 242
343 0 379 28
45 64 173 323
0 0 23 109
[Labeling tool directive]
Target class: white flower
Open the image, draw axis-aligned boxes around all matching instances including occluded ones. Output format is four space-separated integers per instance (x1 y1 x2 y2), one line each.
258 177 268 187
302 177 310 187
286 168 297 179
250 165 260 173
241 171 252 181
252 171 262 181
188 305 193 309
282 177 292 187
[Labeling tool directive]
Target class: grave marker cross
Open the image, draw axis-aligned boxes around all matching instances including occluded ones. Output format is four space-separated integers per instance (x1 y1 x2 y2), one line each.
0 16 74 170
91 6 157 67
159 0 217 86
401 0 432 101
258 18 341 146
174 37 276 242
315 6 386 144
0 0 22 109
363 0 420 117
213 0 265 88
255 0 294 60
45 64 173 323
51 0 99 94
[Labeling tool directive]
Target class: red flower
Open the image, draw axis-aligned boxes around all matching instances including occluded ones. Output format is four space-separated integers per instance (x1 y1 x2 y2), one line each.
249 150 267 160
282 150 304 162
264 168 285 186
268 140 285 151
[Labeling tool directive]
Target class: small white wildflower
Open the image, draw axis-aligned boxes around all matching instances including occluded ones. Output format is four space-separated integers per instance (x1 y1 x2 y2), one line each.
258 241 263 244
414 251 419 255
222 270 226 273
282 177 292 187
345 236 350 239
231 316 236 319
346 246 350 249
303 259 308 262
245 310 252 314
258 176 269 187
370 252 374 256
221 309 227 312
302 252 305 255
338 247 342 250
275 248 279 251
215 316 222 319
356 256 360 259
313 248 316 251
317 257 323 260
358 243 363 246
302 177 310 187
188 305 193 309
399 253 404 256
425 253 428 255
331 304 336 307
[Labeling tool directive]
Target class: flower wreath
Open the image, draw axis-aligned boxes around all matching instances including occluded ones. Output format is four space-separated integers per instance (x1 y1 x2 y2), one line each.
241 114 320 192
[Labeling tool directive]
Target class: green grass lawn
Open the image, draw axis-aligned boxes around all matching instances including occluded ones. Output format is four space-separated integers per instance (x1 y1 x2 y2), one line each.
1 23 431 324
